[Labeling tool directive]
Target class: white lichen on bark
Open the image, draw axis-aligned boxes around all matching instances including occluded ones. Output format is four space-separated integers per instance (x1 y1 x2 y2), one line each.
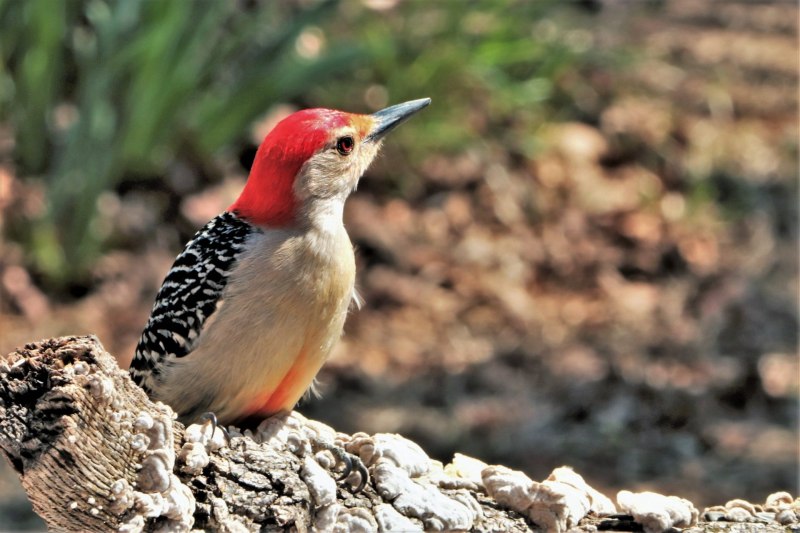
617 490 698 533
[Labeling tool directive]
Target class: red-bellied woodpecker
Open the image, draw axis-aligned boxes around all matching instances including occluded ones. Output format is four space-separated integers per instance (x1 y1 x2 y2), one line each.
130 99 430 426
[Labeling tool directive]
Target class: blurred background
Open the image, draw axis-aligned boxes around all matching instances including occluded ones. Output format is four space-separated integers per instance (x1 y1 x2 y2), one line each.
0 0 797 528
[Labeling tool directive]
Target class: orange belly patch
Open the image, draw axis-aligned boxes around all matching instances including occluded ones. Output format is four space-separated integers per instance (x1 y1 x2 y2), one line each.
245 350 317 417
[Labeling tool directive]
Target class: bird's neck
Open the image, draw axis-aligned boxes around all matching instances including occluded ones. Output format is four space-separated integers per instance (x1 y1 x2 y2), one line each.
235 195 348 258
302 197 346 235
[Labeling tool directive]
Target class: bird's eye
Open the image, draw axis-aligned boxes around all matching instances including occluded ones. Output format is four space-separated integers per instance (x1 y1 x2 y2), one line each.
336 136 354 155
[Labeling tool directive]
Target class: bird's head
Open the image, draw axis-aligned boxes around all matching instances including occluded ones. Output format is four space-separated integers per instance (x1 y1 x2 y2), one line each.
230 98 431 228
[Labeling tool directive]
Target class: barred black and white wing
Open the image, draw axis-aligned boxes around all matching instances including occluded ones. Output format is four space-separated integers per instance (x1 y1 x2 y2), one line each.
130 211 256 394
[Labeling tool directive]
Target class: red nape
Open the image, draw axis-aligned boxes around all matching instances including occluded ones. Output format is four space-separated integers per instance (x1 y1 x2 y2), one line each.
230 108 352 227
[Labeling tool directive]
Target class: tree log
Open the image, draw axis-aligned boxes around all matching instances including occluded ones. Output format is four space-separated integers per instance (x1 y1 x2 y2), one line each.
0 336 796 532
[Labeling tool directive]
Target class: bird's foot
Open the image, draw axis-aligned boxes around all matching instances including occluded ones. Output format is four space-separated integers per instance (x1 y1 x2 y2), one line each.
197 411 231 444
311 437 369 493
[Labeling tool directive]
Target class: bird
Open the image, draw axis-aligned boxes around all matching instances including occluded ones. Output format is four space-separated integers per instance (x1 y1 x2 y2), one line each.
129 98 430 427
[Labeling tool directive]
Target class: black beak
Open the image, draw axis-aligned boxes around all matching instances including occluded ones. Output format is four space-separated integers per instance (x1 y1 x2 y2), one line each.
365 98 431 142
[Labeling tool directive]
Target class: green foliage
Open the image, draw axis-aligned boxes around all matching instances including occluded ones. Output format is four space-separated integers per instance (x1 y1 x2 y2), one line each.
1 0 616 289
0 0 361 287
316 0 611 161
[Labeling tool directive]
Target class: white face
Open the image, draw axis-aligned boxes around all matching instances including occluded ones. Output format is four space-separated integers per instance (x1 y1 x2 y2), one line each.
293 123 383 210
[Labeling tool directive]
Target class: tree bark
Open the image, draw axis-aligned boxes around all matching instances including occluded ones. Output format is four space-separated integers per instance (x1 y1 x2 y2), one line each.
0 336 795 532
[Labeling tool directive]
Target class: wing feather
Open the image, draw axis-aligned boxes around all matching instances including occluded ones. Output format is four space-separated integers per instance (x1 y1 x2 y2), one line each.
130 211 256 393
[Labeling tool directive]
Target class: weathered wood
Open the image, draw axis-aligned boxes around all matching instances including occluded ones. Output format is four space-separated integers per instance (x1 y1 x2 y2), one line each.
0 336 795 532
0 336 533 531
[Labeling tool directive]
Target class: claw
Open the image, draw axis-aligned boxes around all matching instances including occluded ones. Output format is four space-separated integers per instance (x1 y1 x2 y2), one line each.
336 453 353 482
353 458 369 493
198 411 231 443
337 451 369 493
312 438 369 493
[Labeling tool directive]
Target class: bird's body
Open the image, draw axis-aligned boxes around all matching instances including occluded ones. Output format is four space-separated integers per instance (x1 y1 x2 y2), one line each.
130 99 429 425
133 213 356 423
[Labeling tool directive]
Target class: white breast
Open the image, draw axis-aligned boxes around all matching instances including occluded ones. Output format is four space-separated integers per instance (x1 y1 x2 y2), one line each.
154 223 356 423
